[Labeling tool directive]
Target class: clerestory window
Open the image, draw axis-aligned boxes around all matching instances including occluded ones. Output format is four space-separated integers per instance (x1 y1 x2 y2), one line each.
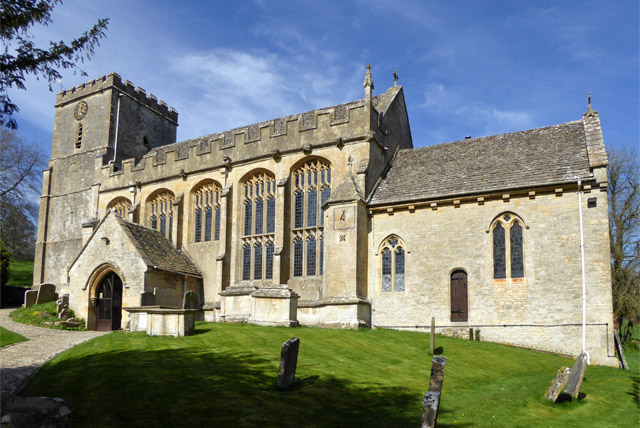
148 191 175 241
380 236 406 292
193 181 222 243
291 159 331 277
241 172 276 282
107 198 132 218
492 213 525 279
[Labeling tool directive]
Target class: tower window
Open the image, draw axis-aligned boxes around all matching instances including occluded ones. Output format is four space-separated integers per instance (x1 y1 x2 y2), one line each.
75 123 83 149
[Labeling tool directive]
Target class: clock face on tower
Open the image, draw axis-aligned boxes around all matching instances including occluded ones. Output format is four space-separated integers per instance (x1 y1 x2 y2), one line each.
74 101 88 120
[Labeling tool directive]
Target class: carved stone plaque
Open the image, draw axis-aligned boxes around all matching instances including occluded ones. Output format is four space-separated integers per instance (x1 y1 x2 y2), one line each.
333 206 355 230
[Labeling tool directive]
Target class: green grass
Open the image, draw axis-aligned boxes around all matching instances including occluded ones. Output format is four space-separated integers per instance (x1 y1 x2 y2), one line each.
6 259 34 287
0 326 28 347
24 323 639 428
10 301 86 331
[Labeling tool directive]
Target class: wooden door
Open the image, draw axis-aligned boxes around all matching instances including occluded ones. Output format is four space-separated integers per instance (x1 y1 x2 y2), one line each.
450 270 468 322
96 272 123 331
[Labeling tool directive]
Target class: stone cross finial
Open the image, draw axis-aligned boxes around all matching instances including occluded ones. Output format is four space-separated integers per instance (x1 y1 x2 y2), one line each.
363 64 374 100
584 92 597 118
394 70 398 87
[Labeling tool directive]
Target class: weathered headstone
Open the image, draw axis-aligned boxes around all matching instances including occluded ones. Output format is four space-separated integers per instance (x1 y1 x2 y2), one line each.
428 356 446 393
182 290 199 310
23 290 37 307
614 331 629 370
140 291 155 306
564 352 588 399
36 283 56 304
58 308 71 320
543 366 571 402
61 318 83 328
277 337 300 390
421 355 446 428
430 317 435 355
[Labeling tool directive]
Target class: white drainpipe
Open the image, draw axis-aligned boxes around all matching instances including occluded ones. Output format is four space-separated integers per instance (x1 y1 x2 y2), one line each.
577 179 590 364
371 214 376 328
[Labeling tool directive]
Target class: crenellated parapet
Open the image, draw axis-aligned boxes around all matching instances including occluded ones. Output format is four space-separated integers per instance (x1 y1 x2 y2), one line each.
55 73 178 123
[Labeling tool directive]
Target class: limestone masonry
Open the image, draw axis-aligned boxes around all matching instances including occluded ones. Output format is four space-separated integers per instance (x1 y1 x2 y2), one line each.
32 67 618 366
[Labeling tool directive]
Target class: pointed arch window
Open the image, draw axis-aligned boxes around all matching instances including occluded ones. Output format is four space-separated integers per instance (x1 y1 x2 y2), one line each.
148 191 174 241
193 181 221 243
492 213 525 279
241 171 276 281
291 159 331 277
107 198 131 218
380 236 406 292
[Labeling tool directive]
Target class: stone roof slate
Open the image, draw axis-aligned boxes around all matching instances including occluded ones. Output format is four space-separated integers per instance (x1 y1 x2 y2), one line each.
370 120 593 205
118 218 201 276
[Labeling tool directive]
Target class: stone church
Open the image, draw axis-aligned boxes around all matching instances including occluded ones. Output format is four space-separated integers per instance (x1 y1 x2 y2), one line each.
32 66 618 366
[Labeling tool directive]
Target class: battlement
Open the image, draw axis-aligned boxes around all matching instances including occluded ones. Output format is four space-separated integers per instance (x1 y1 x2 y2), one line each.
55 73 178 122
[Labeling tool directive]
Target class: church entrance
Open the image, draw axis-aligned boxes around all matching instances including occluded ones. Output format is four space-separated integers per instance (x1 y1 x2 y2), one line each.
96 272 123 331
450 270 468 322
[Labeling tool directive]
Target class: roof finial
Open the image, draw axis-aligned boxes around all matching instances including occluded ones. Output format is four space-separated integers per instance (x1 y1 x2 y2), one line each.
363 64 374 100
393 70 398 87
584 92 597 118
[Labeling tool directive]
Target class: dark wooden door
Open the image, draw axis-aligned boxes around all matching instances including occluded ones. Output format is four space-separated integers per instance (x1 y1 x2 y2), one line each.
450 270 468 322
96 272 123 331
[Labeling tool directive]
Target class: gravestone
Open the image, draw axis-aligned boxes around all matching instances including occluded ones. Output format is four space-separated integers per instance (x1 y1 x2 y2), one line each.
277 337 300 390
36 283 56 304
614 331 629 370
58 309 70 320
543 366 571 402
140 291 155 306
182 290 199 310
564 352 588 399
23 290 37 307
421 355 446 428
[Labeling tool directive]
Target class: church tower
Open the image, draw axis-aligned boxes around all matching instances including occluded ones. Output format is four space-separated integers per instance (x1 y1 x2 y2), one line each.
33 73 178 291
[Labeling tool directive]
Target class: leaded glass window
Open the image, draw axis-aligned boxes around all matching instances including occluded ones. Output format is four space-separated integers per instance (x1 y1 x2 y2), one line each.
493 223 506 279
193 181 222 243
107 198 132 218
293 237 303 277
510 221 524 278
395 247 405 292
380 236 407 293
242 244 251 281
241 172 276 281
492 213 525 280
291 159 331 277
148 191 174 240
382 248 392 292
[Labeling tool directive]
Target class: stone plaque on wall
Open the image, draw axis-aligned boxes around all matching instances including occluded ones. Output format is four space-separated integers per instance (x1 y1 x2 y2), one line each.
333 206 355 230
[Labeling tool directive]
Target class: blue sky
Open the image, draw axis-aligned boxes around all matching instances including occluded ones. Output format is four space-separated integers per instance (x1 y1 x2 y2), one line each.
9 0 639 158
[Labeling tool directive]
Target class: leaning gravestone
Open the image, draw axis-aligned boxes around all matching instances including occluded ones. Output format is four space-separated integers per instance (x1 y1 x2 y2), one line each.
182 290 199 310
614 331 629 370
23 290 37 307
277 337 300 390
421 355 446 428
36 283 56 304
544 366 571 402
564 352 588 399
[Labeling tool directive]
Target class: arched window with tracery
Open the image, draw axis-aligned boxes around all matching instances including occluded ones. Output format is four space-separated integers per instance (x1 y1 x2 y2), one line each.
107 198 131 218
192 181 222 243
291 159 331 277
241 171 276 281
380 236 406 292
148 191 175 241
491 213 525 279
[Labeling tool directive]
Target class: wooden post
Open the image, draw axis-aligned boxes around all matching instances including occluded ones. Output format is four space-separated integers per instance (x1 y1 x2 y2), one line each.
430 317 435 355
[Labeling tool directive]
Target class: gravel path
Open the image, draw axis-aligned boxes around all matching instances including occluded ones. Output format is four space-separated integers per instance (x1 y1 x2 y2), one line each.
0 308 107 406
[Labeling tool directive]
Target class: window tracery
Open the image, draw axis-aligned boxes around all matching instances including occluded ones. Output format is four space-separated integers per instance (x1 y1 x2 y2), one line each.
193 181 221 243
291 159 331 277
107 198 131 218
492 213 525 279
241 172 276 281
380 236 405 292
148 191 174 241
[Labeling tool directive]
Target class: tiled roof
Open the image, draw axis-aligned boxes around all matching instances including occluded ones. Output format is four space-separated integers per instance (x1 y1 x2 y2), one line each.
119 218 201 276
370 120 593 205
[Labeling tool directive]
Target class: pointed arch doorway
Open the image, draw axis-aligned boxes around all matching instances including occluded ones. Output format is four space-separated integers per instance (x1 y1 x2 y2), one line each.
96 272 123 331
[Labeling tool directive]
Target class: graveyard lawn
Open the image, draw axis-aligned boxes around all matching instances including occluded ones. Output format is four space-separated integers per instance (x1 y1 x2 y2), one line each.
6 259 34 287
24 323 638 428
0 326 28 347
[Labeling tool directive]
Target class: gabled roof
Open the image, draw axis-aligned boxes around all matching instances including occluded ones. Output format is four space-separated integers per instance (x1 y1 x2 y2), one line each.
370 119 596 206
116 217 201 277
